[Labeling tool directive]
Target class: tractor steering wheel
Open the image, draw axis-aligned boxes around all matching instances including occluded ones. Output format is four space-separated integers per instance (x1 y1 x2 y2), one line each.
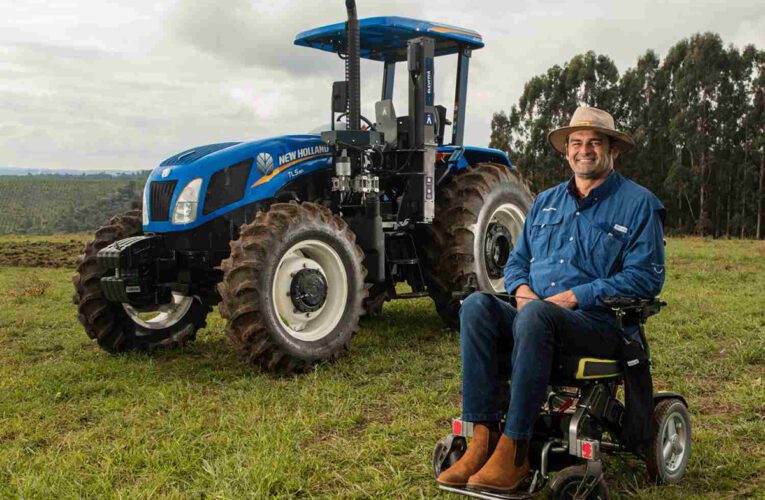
335 113 375 131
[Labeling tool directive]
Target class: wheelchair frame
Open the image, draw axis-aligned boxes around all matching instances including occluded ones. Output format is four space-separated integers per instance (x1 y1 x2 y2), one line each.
433 296 690 500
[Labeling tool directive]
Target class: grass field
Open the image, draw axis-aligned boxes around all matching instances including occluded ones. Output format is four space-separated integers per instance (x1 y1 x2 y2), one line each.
0 237 763 498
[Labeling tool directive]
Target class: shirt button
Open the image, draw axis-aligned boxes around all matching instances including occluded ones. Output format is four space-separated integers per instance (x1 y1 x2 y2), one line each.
569 237 574 241
576 212 580 216
560 259 565 264
541 224 546 228
551 282 556 287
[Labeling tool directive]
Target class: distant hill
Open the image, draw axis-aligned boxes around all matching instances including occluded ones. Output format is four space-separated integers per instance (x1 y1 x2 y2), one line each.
0 173 150 235
0 167 149 177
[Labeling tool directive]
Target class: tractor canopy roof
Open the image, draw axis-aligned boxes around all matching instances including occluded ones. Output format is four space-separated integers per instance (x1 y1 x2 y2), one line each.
294 16 484 62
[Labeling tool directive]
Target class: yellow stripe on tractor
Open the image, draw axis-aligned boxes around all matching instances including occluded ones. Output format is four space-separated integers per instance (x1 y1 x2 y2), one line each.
251 152 333 188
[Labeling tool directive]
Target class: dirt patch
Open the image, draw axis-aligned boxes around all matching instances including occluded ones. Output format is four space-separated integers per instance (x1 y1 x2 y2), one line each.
667 257 694 267
6 277 51 299
0 240 84 268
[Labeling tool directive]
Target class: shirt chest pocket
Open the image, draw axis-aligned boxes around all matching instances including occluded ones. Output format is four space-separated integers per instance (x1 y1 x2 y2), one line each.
530 210 564 257
588 223 627 275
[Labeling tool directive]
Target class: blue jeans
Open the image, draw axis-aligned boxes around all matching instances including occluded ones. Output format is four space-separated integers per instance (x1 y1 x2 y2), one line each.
460 293 622 440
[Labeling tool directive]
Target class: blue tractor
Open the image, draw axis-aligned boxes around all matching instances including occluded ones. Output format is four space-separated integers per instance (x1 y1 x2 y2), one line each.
73 1 533 372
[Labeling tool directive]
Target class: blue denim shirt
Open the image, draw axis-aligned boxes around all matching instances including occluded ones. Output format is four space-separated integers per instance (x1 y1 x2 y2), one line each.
504 170 666 314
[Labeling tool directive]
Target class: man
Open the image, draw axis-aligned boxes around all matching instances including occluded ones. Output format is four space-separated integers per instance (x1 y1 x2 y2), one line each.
436 106 666 493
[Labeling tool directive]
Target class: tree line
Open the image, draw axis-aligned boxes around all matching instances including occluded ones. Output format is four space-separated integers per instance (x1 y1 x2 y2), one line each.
490 32 765 238
0 175 145 235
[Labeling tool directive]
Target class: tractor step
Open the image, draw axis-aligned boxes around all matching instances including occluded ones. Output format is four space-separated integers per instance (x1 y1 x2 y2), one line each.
388 258 419 265
394 292 429 299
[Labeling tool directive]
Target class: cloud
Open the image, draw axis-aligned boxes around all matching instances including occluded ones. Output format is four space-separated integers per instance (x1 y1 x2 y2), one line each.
0 0 762 169
166 0 426 76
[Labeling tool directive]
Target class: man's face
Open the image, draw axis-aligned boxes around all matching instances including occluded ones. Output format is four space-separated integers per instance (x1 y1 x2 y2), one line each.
565 130 618 179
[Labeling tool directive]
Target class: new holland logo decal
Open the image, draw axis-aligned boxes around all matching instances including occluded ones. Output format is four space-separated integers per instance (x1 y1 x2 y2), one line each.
256 152 274 176
251 145 331 188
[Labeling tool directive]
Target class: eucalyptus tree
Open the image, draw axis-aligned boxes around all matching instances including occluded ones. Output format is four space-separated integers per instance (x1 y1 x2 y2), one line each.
490 51 620 192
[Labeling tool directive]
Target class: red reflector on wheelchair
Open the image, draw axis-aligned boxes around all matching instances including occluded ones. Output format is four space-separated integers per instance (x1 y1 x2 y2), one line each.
452 420 462 435
558 397 575 412
581 441 593 459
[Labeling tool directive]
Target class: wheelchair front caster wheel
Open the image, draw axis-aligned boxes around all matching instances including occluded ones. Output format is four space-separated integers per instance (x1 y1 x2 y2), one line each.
647 398 691 484
432 434 466 479
549 464 610 500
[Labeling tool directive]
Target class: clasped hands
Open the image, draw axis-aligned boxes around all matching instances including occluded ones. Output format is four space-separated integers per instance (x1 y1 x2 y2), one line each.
515 284 577 310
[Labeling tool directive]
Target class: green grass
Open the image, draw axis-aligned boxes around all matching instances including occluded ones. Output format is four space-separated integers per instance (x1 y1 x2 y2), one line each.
0 237 763 498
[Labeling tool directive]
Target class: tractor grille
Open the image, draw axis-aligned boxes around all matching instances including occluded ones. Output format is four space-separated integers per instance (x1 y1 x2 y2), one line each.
203 159 253 215
149 180 177 222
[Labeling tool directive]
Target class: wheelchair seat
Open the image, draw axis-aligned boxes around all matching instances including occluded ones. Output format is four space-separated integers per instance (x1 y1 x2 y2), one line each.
554 355 622 385
548 297 666 386
550 348 624 388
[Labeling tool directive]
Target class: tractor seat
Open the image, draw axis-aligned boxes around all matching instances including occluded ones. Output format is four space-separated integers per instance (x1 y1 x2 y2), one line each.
551 355 622 386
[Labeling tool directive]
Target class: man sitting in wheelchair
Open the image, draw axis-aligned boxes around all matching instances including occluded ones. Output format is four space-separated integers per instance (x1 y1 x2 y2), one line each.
434 107 690 498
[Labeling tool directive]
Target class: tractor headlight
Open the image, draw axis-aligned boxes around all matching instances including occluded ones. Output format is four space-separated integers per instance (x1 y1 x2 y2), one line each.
142 185 149 225
172 178 203 224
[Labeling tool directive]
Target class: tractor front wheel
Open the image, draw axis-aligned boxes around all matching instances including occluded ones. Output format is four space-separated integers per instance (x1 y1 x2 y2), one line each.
72 210 210 351
218 202 366 373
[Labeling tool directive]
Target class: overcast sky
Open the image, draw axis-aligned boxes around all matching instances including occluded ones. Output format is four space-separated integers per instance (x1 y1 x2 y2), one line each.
1 0 763 170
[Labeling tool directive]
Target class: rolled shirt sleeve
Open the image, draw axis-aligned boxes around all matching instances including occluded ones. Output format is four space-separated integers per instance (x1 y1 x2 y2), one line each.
571 200 666 310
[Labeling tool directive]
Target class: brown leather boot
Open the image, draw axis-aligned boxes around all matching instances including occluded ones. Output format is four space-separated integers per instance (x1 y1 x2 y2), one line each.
466 434 530 493
436 423 501 487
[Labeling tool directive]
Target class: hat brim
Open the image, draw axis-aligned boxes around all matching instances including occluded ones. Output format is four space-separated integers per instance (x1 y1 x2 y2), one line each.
547 125 635 155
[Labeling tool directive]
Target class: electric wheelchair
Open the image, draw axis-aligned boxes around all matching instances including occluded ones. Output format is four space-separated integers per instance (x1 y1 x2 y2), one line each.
432 296 691 499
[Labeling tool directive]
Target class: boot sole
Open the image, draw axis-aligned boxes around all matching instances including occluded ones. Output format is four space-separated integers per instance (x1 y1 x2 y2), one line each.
466 475 529 494
436 478 468 488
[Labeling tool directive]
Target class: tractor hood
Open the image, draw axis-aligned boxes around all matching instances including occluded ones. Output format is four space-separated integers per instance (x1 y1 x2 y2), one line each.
142 135 333 233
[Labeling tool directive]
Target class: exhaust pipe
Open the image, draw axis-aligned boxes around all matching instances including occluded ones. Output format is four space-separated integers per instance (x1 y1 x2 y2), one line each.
345 0 361 131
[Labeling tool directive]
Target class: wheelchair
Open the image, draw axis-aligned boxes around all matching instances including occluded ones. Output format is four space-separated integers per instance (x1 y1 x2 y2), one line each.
432 296 691 499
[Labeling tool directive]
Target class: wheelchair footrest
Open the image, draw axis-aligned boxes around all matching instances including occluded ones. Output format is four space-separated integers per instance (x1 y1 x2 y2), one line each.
437 485 534 500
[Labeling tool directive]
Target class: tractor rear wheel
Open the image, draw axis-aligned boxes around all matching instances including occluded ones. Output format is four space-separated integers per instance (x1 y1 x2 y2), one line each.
72 211 210 351
218 202 366 373
422 163 533 329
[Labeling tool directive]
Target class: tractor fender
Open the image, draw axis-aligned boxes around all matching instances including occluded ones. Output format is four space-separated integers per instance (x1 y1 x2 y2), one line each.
438 145 514 171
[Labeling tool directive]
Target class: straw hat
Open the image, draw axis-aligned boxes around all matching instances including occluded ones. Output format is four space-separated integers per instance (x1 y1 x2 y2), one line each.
547 106 634 155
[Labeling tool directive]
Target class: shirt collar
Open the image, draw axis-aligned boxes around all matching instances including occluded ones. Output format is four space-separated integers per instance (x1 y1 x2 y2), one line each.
566 169 622 208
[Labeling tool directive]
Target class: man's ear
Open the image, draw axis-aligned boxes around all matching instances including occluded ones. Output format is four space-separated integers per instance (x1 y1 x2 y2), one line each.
610 140 621 161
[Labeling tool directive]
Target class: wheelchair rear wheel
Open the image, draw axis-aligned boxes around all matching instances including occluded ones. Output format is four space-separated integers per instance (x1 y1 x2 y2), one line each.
647 398 691 484
549 464 610 499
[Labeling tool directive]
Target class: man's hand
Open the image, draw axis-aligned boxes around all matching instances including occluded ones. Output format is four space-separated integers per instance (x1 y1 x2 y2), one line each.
545 289 578 309
514 284 539 311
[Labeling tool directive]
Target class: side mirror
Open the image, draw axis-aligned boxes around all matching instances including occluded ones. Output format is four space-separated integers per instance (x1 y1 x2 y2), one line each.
332 81 348 113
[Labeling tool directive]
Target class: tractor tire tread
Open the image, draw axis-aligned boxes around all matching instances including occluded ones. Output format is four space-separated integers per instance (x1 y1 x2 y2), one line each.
219 202 366 374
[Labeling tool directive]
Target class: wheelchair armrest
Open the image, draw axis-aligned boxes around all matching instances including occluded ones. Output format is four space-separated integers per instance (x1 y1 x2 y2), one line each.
603 296 666 323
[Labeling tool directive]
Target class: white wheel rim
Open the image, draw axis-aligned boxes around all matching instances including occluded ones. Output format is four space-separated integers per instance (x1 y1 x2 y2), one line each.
483 202 526 292
661 411 689 473
122 293 194 331
272 239 348 342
